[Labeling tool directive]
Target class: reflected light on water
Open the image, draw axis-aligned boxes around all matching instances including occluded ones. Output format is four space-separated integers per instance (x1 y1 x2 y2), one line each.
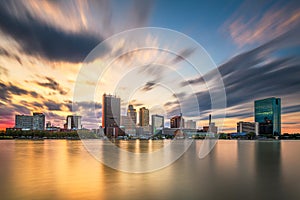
1 140 300 200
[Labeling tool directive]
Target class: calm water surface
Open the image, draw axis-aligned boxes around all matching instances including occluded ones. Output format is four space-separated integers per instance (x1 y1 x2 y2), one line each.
1 140 300 200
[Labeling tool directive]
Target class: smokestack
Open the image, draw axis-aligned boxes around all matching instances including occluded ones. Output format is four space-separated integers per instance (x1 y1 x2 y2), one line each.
209 114 211 125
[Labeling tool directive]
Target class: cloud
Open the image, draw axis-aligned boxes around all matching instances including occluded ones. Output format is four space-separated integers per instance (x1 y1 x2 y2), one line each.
44 100 62 111
0 0 154 64
0 81 42 102
164 100 179 108
180 25 300 121
0 47 22 65
71 101 102 129
169 47 197 64
0 66 8 76
0 2 103 63
36 77 68 95
141 81 157 92
282 105 300 114
221 0 300 48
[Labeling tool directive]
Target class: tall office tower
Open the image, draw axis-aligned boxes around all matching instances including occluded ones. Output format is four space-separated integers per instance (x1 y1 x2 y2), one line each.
139 107 149 126
15 115 33 130
66 115 82 130
255 97 281 136
102 94 121 136
151 114 164 135
185 120 196 129
170 115 184 128
32 112 45 130
127 105 137 125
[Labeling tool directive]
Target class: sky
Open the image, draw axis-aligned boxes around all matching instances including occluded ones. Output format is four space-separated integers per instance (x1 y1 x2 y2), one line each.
0 0 300 133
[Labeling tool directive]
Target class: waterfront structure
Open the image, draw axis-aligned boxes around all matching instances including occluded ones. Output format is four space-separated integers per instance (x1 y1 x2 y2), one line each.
102 94 121 136
170 115 184 128
127 105 137 125
237 121 259 135
202 114 217 134
151 114 164 135
32 112 45 130
139 107 149 126
15 115 33 130
255 97 281 136
185 120 196 129
203 122 218 134
121 115 136 135
66 115 82 130
15 112 45 130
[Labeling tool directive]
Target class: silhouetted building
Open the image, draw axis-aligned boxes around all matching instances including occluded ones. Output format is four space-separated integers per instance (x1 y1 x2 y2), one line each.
102 94 121 136
139 107 149 126
255 97 281 136
152 114 164 135
170 115 184 128
66 115 82 130
237 121 259 135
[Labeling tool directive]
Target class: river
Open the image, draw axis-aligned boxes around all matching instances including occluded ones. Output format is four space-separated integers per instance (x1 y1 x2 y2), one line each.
0 140 299 200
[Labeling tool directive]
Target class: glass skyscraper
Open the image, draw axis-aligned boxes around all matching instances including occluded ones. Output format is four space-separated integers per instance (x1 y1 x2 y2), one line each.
254 97 281 136
151 114 164 135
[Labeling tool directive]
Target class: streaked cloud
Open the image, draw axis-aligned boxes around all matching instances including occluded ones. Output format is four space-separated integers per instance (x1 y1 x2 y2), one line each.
181 25 300 129
35 77 68 95
221 0 300 48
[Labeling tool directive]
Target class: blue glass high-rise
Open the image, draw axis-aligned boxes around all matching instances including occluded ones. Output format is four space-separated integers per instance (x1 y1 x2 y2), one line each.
254 97 281 136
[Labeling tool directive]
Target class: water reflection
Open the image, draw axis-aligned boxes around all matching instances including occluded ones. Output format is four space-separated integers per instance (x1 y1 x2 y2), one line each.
255 141 282 199
0 140 300 200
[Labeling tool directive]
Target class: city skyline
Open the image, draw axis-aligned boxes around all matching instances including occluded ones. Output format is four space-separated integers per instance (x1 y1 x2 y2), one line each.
0 1 300 133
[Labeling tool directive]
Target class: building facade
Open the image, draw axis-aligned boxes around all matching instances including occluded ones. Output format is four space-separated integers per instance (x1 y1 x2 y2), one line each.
170 115 184 128
15 113 45 130
185 120 196 129
151 114 164 135
203 122 218 134
32 112 45 130
66 115 82 130
121 115 136 135
237 121 259 135
255 97 281 136
139 107 149 126
127 105 137 125
15 115 33 130
102 94 121 136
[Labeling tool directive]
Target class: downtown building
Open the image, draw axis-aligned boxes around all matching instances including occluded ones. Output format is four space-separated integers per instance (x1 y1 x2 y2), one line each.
237 121 259 135
102 94 121 137
15 112 45 130
151 114 164 135
120 105 137 136
66 115 82 130
127 105 137 125
139 107 149 126
170 115 184 128
185 120 197 129
255 97 281 136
